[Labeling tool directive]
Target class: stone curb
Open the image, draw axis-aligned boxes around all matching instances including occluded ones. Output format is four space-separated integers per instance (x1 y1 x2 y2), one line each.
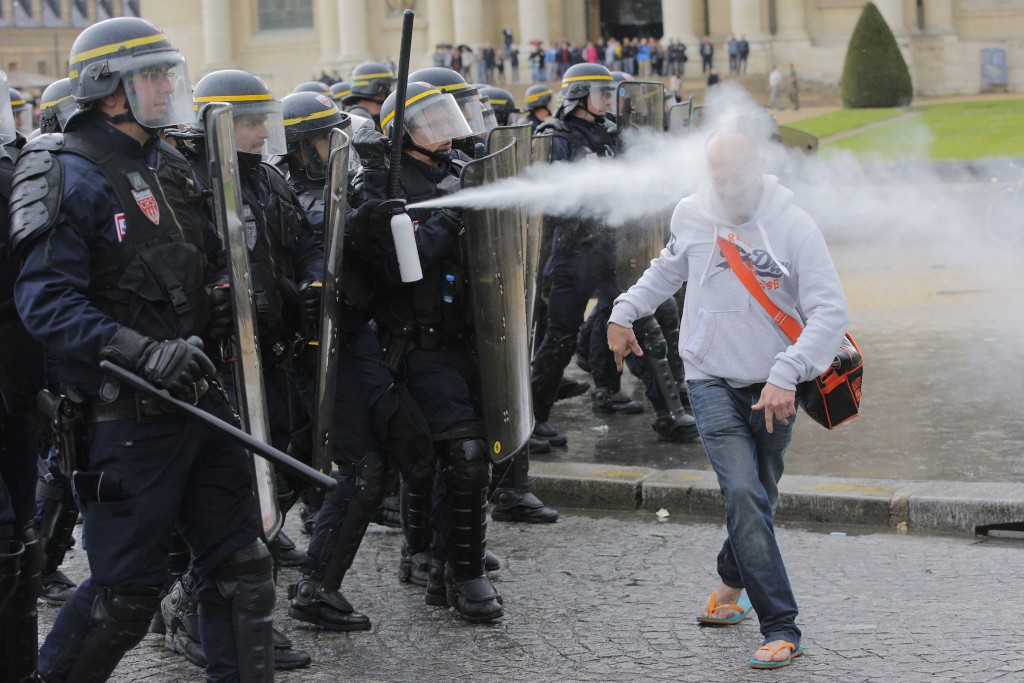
529 461 1024 536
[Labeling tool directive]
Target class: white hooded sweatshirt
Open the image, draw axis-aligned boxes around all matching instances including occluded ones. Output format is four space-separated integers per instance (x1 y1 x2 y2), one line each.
609 174 849 390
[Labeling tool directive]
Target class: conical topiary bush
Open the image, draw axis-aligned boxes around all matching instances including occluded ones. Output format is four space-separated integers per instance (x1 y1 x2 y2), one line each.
840 2 913 108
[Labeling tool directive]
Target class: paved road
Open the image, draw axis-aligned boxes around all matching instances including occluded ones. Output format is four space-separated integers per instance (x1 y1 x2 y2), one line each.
46 510 1024 683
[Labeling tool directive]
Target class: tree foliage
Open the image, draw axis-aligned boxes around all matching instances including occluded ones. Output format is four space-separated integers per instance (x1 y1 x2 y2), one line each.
840 2 913 108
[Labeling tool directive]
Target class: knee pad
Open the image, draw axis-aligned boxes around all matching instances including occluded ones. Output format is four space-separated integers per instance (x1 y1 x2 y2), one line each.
212 539 275 618
441 439 491 491
350 451 390 510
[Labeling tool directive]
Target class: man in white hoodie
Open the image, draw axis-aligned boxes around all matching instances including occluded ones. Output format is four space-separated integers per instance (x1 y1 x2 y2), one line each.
607 124 848 669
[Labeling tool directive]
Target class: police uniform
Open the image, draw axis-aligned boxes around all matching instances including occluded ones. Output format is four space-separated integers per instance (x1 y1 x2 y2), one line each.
11 19 275 683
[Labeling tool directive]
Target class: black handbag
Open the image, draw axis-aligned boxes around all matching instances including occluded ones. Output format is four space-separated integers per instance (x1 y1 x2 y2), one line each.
718 236 862 429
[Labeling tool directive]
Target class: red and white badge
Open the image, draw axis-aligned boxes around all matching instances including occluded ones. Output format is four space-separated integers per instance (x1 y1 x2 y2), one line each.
131 188 161 224
114 213 127 242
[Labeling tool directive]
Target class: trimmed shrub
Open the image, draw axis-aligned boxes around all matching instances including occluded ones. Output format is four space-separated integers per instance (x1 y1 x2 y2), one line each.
840 2 913 108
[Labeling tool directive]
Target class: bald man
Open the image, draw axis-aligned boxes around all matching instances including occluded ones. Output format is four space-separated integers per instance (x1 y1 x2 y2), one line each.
607 124 848 669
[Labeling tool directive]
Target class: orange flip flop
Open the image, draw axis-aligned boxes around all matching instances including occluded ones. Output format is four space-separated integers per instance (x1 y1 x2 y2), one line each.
696 591 752 625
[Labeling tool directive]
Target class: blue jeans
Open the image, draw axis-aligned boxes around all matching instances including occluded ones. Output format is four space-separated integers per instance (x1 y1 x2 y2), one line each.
687 379 801 647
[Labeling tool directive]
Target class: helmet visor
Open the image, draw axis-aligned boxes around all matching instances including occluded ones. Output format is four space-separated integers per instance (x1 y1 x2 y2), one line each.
405 92 473 146
12 103 34 136
120 52 194 129
229 99 287 156
43 93 78 130
298 132 331 178
0 74 14 144
346 112 374 172
453 92 488 136
480 99 498 132
587 83 615 115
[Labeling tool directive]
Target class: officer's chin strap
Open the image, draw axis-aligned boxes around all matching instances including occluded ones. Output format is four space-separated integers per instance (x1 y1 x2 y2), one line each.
583 100 606 125
408 141 452 163
104 109 160 137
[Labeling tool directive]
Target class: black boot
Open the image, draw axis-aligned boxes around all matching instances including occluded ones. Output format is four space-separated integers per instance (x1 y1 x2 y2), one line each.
1 530 41 682
445 485 503 623
270 530 307 568
652 411 700 442
272 627 311 669
397 478 432 584
288 576 370 631
424 557 448 607
592 387 644 414
491 451 558 524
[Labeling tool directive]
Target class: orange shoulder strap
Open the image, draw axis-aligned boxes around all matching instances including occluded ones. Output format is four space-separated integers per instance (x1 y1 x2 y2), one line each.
716 235 803 344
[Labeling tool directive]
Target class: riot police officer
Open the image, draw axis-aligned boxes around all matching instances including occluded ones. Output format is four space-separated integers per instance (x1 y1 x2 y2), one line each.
341 61 396 126
407 67 489 158
292 80 331 95
8 87 32 137
277 89 436 631
36 77 76 135
519 84 553 130
479 86 516 127
10 18 275 682
0 70 44 683
347 82 504 622
328 81 351 107
156 68 319 671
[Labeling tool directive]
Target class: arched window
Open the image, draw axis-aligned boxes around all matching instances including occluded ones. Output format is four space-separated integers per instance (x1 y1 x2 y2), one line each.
258 0 313 31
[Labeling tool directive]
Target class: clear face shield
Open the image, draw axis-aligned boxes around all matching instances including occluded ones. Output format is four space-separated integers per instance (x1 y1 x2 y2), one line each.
0 76 17 144
43 94 78 130
403 92 474 147
230 100 287 156
347 112 374 172
453 92 488 136
297 133 331 178
12 103 34 136
479 96 498 132
586 83 615 117
119 51 195 128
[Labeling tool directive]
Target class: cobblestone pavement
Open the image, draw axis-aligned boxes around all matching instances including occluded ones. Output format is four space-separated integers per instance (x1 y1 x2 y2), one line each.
44 510 1024 683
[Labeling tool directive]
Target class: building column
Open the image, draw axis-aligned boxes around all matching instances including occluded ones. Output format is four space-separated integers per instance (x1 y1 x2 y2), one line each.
873 0 908 38
426 0 454 53
452 0 484 49
200 0 233 73
922 0 955 35
517 0 548 48
317 0 339 66
662 0 698 45
729 0 764 40
774 0 809 42
337 0 369 63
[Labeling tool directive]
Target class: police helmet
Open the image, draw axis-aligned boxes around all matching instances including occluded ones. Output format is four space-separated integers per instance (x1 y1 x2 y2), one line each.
557 63 615 118
282 91 347 178
479 86 515 127
328 81 351 104
342 62 396 106
523 84 553 112
408 67 487 136
292 80 330 95
379 81 473 147
8 87 33 136
67 17 193 129
610 71 635 82
0 72 15 145
472 84 498 132
192 69 287 156
38 78 76 133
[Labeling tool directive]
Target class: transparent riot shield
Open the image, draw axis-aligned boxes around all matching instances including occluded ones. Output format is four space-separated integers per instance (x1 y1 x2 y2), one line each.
616 80 665 136
461 141 532 464
204 104 282 541
311 127 351 475
668 97 694 135
526 134 552 349
779 126 819 154
614 81 668 291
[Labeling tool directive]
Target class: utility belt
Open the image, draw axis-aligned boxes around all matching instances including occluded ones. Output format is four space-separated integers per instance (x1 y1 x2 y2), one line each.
87 377 209 424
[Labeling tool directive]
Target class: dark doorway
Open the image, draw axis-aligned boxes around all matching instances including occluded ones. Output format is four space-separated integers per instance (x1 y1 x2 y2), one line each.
599 0 663 39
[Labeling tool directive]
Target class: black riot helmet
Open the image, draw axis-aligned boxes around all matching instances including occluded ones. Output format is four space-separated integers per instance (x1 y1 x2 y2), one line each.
408 67 487 136
38 78 76 133
523 84 553 112
192 69 286 156
281 90 347 179
342 62 396 106
66 17 194 129
328 81 351 105
556 62 615 121
379 81 473 162
292 80 330 95
479 86 515 127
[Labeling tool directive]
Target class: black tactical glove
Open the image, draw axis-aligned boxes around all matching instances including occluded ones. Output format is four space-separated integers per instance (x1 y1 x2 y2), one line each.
437 207 464 237
298 280 322 328
207 281 233 339
100 328 216 399
352 127 390 170
349 198 400 235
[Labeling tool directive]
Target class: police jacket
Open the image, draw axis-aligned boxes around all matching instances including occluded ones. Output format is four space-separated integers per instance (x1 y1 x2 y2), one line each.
348 152 469 350
11 117 218 396
187 145 323 348
536 115 616 252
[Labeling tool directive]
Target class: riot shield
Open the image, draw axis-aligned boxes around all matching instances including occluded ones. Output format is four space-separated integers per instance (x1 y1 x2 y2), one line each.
667 97 694 135
616 80 665 137
779 126 819 154
614 81 668 291
526 134 552 349
311 127 351 474
461 141 532 464
486 122 531 327
204 104 282 541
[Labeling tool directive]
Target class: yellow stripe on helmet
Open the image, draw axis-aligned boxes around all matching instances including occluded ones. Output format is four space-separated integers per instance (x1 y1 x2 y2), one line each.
41 94 72 109
193 93 274 103
562 74 614 84
380 86 442 130
525 89 551 104
70 33 168 65
283 106 338 126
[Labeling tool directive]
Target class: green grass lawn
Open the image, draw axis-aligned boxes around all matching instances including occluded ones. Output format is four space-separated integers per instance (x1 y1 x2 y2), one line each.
786 99 1024 160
